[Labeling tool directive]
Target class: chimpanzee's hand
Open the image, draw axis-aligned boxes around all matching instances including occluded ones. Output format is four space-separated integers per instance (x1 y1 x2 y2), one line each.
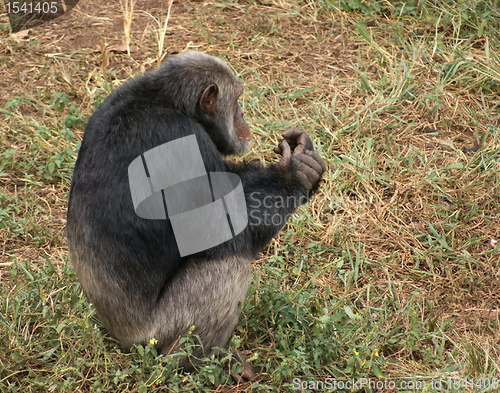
273 128 315 157
277 139 292 171
277 139 326 191
291 150 326 191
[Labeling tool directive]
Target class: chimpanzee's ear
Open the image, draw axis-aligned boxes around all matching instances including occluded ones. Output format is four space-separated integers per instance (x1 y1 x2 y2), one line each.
200 84 218 116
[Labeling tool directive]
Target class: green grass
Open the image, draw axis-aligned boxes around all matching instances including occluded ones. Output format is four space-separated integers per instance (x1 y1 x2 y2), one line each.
1 0 500 391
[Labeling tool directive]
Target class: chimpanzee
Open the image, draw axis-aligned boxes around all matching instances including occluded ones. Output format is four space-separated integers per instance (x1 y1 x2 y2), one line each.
67 51 326 381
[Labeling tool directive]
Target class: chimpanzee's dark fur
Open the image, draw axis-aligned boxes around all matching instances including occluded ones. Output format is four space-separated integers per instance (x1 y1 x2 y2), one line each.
67 51 325 374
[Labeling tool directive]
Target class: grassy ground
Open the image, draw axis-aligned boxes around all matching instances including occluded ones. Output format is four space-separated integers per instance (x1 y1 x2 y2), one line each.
1 0 500 391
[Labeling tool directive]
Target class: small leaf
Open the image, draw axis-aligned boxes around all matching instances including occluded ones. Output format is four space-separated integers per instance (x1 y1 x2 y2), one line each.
372 364 383 378
344 305 355 319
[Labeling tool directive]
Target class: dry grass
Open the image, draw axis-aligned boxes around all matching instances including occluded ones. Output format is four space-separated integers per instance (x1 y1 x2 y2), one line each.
119 0 136 55
1 0 500 391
